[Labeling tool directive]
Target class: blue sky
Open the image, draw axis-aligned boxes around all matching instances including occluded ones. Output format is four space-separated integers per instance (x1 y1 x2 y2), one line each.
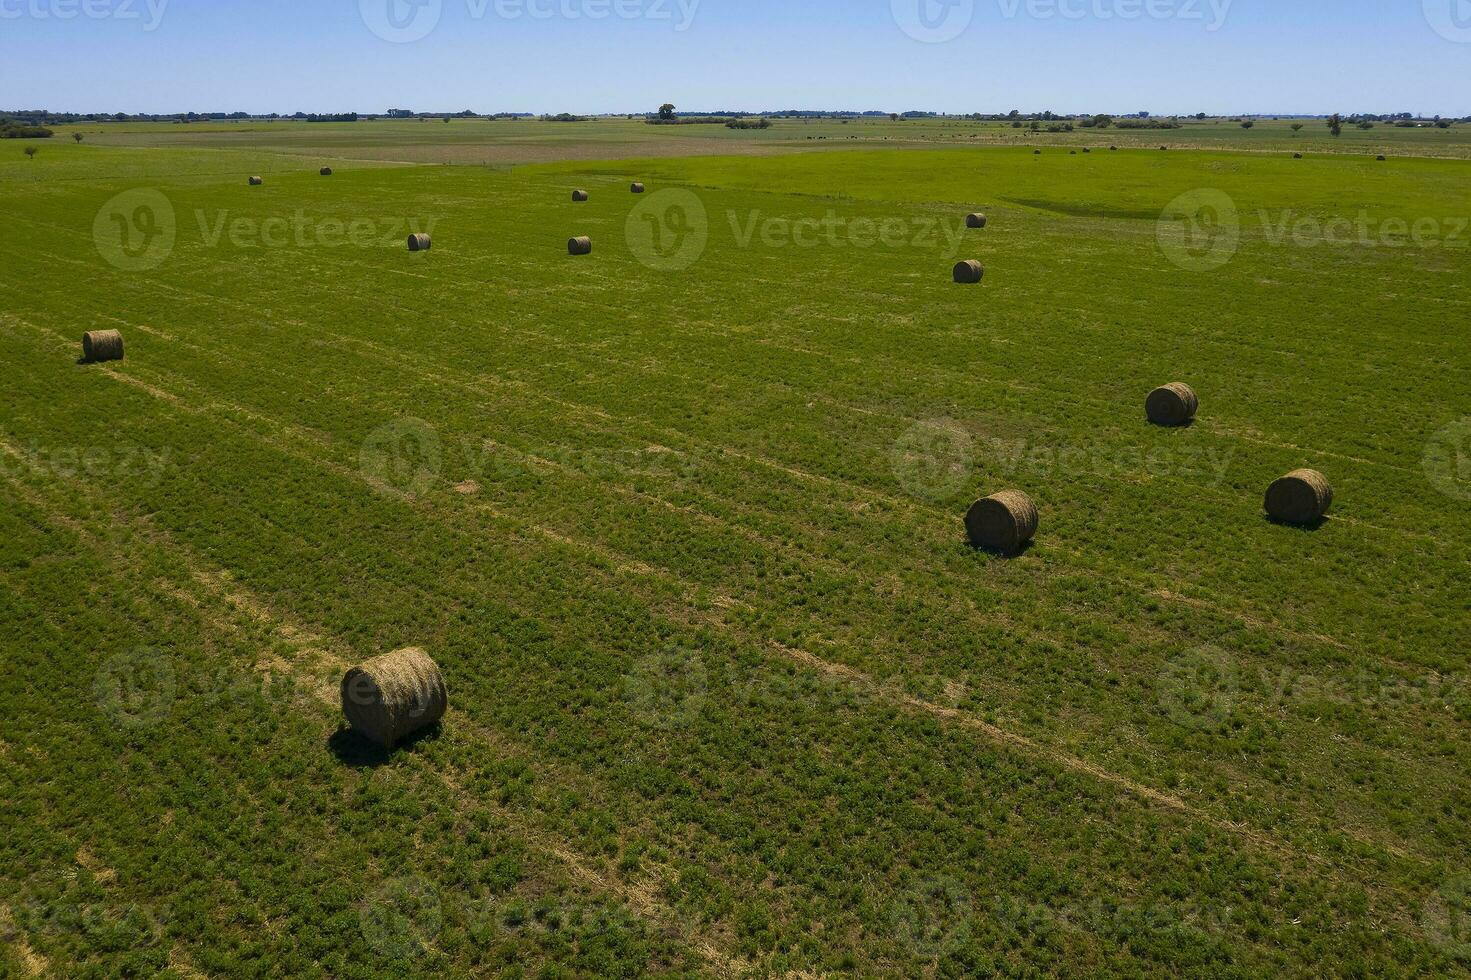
2 0 1468 115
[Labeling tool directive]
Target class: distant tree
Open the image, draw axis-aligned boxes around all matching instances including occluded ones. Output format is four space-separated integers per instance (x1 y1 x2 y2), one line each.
1327 113 1343 137
658 103 676 120
1195 112 1208 120
1435 119 1452 129
1358 121 1375 130
1240 120 1254 129
72 132 83 143
24 146 37 159
443 117 451 123
889 113 899 122
1290 123 1305 132
1091 114 1113 128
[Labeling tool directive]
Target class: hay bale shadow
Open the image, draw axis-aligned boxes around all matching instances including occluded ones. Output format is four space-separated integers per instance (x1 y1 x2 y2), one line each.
328 723 443 768
1264 515 1328 532
966 539 1035 559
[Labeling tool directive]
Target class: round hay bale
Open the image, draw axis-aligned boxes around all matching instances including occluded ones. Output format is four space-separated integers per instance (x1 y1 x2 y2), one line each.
1145 382 1199 427
568 235 592 255
407 233 431 252
1376 154 1387 161
630 182 646 194
1069 150 1077 155
342 648 447 749
965 213 987 229
1293 152 1303 159
1159 145 1168 151
81 329 124 364
1033 149 1041 155
248 176 263 186
1110 145 1118 151
572 189 589 202
966 490 1039 554
320 167 333 176
1083 147 1091 153
953 260 984 284
1266 469 1333 525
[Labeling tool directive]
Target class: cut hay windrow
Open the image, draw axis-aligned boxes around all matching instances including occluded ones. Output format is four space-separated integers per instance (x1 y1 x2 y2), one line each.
341 648 448 749
966 490 1039 555
953 260 984 284
1266 469 1333 525
568 235 592 255
572 190 589 202
82 330 124 363
408 233 431 252
965 213 987 229
1146 382 1199 427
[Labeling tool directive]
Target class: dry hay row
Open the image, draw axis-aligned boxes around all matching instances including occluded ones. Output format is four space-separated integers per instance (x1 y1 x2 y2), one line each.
0 438 751 976
5 327 1441 898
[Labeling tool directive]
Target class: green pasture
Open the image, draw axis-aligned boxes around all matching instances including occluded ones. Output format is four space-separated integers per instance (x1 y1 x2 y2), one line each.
1 133 1468 976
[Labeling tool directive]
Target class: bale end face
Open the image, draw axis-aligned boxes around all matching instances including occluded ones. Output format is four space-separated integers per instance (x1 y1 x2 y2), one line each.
248 176 263 186
407 233 431 252
953 260 984 284
81 330 124 364
568 236 592 255
966 491 1039 555
630 182 646 194
341 648 448 749
1145 382 1199 427
572 190 589 202
1265 469 1333 525
965 213 987 229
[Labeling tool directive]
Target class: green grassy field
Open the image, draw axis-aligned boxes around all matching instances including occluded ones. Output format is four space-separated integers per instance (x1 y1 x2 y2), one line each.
1 127 1469 977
